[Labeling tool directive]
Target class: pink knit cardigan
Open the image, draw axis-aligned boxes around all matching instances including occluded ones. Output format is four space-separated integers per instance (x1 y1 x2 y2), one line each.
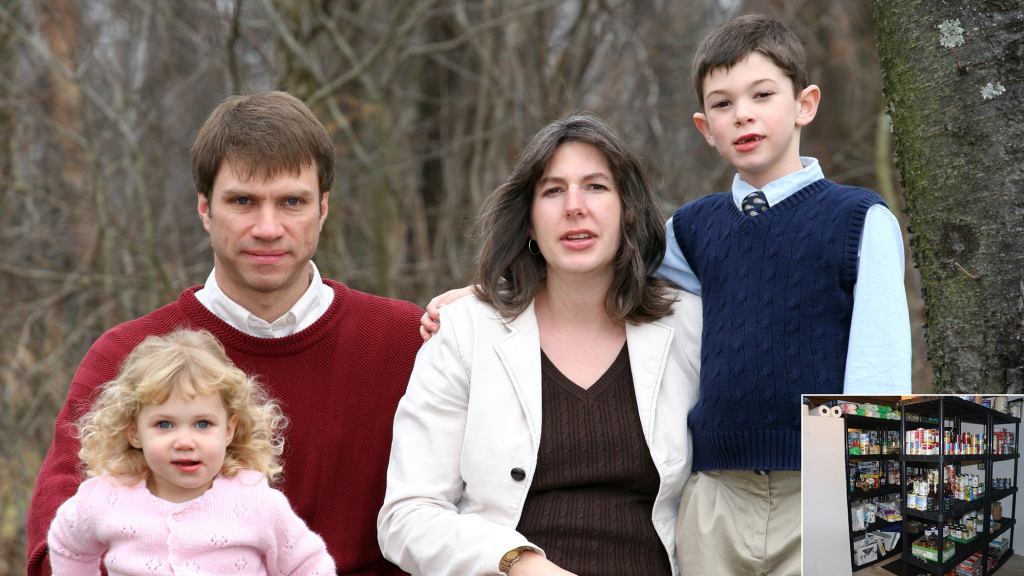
48 470 335 575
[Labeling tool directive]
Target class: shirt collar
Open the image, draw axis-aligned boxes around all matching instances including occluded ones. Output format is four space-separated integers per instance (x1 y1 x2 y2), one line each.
731 157 825 210
194 262 333 338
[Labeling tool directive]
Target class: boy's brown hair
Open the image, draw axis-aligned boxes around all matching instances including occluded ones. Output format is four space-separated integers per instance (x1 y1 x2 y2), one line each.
692 14 809 109
190 91 335 200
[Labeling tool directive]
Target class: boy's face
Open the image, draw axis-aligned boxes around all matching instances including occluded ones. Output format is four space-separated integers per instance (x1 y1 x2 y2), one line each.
693 52 820 189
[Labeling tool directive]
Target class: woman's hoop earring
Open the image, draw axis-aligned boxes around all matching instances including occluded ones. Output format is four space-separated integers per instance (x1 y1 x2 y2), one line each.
527 238 540 256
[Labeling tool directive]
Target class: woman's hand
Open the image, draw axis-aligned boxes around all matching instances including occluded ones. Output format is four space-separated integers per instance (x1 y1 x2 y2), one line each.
419 285 476 341
508 551 578 576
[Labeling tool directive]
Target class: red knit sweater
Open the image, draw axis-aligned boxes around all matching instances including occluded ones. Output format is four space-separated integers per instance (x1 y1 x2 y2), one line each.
26 280 423 576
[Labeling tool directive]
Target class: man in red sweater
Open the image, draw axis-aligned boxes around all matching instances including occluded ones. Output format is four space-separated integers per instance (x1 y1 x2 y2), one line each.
26 91 423 576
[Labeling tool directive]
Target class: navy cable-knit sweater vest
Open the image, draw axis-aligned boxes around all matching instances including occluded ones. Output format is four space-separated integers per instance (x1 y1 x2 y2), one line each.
672 179 885 471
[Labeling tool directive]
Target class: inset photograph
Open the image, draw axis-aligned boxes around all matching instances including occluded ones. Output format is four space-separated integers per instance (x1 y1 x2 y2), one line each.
803 395 1023 575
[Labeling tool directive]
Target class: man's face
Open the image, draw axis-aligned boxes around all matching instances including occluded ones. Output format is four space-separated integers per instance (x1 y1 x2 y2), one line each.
198 161 328 313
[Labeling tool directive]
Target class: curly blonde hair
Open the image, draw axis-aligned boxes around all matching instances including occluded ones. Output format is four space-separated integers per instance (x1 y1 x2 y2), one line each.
77 329 286 483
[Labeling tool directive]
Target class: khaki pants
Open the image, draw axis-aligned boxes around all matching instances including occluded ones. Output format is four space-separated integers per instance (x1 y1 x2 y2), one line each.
676 470 801 576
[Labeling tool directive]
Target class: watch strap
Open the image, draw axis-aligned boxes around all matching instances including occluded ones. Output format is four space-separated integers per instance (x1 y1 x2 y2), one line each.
498 546 531 574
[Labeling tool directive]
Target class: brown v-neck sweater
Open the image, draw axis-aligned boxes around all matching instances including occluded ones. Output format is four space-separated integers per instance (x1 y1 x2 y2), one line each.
516 345 672 575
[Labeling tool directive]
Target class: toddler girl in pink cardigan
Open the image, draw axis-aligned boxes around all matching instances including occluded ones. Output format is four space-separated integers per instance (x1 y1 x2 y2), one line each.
47 329 335 575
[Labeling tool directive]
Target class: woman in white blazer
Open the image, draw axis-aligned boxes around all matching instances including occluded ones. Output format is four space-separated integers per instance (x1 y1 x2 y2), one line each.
378 114 701 576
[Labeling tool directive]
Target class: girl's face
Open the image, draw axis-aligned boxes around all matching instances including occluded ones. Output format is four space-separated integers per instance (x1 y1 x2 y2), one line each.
530 142 622 285
127 387 237 503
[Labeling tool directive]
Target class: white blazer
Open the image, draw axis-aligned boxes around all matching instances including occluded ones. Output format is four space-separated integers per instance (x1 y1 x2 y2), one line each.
378 290 702 576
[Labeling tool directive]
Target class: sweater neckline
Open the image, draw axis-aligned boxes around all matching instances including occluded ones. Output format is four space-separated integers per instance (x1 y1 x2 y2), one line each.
126 473 222 510
540 343 631 400
177 279 351 357
728 178 833 225
127 469 264 509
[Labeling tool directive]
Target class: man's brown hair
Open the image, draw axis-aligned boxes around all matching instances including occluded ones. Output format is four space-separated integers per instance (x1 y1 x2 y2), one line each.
190 91 334 199
692 14 809 109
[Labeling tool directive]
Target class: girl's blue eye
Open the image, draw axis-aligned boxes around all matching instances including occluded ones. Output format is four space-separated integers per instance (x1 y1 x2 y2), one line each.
156 421 172 430
195 420 211 430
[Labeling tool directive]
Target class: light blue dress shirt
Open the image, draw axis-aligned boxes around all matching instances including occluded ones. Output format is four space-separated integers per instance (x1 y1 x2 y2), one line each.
659 158 912 394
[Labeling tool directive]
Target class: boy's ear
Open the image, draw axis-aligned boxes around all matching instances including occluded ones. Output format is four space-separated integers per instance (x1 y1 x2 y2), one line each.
795 84 821 128
692 112 716 147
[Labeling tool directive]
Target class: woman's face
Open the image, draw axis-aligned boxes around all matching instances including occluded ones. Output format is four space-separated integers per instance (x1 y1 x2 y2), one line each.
530 141 622 284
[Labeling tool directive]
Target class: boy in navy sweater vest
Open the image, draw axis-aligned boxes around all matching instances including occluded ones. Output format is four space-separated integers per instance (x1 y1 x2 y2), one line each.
664 14 910 575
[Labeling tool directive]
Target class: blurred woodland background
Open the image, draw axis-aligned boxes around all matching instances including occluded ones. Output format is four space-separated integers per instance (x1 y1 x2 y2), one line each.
3 0 1019 571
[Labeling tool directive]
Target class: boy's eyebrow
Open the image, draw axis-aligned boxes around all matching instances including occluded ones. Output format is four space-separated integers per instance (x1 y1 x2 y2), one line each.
704 78 782 99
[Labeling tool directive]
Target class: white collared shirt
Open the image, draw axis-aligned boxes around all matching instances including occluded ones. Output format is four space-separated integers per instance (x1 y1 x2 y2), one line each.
659 157 911 394
194 262 335 338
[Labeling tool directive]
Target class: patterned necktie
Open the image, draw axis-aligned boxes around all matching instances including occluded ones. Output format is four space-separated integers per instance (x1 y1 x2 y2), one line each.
742 190 769 217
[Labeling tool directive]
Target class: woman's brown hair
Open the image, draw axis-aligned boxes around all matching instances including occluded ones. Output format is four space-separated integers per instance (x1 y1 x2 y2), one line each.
474 113 676 323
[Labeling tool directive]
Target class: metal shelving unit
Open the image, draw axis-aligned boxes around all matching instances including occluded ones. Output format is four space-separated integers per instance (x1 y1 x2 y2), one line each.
896 397 1020 575
844 413 904 570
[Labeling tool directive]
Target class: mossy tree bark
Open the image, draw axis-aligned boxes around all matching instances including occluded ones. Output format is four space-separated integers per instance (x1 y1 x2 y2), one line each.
872 1 1023 392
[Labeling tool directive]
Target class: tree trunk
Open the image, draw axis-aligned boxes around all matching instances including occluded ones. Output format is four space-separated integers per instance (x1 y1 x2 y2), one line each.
872 1 1024 392
39 0 91 251
0 1 14 211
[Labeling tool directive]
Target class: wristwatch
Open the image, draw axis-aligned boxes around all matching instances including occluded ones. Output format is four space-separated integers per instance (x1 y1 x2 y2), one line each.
498 546 530 574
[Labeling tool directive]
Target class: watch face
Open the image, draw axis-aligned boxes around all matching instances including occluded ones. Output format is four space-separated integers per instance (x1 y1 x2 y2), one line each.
500 548 524 572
